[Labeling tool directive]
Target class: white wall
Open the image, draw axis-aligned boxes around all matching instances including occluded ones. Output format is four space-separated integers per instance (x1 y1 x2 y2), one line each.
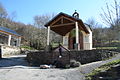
83 25 92 50
62 25 92 50
63 36 69 49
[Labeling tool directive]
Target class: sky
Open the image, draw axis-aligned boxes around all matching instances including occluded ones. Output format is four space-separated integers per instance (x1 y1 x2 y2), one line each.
0 0 114 26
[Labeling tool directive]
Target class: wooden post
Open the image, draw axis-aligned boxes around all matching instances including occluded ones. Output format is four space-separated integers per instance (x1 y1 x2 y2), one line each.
47 26 50 45
75 22 80 50
8 35 11 46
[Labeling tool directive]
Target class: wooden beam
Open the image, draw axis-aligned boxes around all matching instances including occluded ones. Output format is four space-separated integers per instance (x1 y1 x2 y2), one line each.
52 22 75 27
50 16 62 26
63 16 75 23
61 16 63 24
78 23 86 32
50 16 75 26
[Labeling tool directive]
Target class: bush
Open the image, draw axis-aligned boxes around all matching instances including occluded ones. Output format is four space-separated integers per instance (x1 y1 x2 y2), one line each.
54 60 81 68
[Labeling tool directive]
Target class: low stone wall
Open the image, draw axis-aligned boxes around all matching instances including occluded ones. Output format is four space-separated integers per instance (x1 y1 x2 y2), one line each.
27 49 120 66
69 50 118 64
1 45 21 56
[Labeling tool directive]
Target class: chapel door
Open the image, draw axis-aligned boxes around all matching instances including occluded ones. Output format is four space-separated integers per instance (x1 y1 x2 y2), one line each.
79 32 83 49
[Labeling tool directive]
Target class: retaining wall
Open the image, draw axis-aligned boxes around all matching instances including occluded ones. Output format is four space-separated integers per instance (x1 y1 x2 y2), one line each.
27 49 120 66
1 45 21 57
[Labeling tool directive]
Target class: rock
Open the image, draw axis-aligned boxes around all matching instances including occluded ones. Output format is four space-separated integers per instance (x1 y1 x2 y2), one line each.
40 65 51 69
70 60 80 68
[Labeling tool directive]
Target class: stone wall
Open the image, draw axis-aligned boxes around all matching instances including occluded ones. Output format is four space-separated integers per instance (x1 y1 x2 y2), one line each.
1 45 21 56
69 50 118 64
27 49 120 66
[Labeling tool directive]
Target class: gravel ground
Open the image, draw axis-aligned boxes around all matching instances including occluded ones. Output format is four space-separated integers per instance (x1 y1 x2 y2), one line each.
0 54 120 80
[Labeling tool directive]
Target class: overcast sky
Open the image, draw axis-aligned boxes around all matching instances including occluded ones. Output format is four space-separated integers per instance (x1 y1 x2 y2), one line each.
0 0 114 26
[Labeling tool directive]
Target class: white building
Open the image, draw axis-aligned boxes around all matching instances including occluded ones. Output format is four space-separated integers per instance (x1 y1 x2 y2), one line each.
0 26 21 47
45 12 92 50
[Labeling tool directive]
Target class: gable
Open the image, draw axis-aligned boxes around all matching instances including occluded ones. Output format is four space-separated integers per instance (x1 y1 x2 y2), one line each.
51 16 74 26
45 12 90 36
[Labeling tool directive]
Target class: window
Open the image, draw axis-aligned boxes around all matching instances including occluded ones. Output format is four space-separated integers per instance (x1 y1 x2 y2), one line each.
85 35 89 42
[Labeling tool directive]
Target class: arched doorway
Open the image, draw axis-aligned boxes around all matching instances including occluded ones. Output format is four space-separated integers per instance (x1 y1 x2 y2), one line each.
68 36 76 49
68 29 75 50
68 29 84 50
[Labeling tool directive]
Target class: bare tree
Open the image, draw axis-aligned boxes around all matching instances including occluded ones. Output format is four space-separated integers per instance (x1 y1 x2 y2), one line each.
100 0 120 27
86 18 99 28
0 3 7 18
33 14 52 48
33 14 55 28
33 14 62 48
86 18 103 47
100 0 120 41
0 3 8 26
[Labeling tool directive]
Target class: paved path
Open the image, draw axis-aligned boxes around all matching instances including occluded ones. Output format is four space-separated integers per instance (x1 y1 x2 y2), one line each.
0 54 120 80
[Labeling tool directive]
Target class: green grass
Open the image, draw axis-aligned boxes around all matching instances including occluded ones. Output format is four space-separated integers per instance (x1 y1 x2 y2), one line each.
51 42 63 48
96 47 119 49
86 59 120 80
20 46 35 50
103 59 120 67
52 43 59 48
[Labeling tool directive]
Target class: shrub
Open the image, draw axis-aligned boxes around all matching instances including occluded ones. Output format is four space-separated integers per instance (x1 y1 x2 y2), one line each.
70 59 81 68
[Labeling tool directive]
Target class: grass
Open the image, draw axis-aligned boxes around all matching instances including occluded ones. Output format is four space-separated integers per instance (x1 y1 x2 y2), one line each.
51 42 63 48
96 47 119 49
86 59 120 80
20 46 35 50
52 43 59 48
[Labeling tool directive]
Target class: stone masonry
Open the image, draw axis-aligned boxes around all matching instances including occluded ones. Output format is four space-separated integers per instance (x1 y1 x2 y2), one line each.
27 49 120 66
